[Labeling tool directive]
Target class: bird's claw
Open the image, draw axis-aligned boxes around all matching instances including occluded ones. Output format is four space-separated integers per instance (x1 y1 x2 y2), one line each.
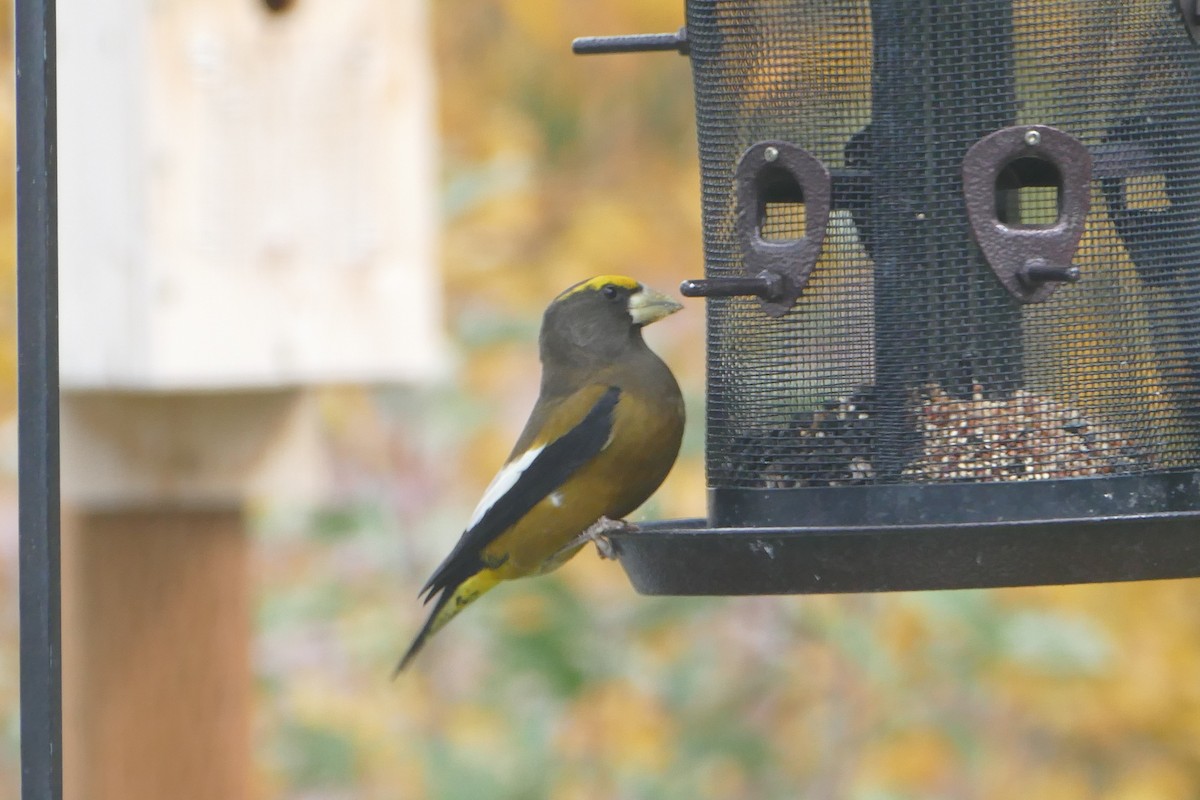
573 516 635 560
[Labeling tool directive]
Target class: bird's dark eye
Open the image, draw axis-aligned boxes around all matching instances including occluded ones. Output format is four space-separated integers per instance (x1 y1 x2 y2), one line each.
602 284 619 300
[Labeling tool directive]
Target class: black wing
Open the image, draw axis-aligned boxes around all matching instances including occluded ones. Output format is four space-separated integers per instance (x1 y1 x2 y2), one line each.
419 386 620 600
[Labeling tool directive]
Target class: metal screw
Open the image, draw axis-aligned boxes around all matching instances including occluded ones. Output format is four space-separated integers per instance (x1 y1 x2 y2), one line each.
764 146 779 163
1023 129 1041 146
915 212 927 221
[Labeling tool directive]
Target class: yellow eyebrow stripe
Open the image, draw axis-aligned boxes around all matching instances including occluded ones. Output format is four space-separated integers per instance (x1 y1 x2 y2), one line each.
555 275 641 301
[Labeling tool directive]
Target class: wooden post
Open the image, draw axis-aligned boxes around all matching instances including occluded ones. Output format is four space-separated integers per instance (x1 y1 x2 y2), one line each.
58 391 323 800
62 511 251 800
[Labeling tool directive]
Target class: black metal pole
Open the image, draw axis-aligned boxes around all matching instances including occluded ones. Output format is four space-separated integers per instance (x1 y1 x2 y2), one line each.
15 0 63 797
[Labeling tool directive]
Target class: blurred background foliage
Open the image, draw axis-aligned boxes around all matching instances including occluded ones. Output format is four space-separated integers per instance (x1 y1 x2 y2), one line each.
1 0 1200 798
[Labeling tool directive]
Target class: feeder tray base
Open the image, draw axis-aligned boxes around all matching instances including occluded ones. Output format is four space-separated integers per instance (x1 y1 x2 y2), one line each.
612 513 1200 595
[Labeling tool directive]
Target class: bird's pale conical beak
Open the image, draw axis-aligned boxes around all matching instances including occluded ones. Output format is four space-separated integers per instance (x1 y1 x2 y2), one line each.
628 286 684 326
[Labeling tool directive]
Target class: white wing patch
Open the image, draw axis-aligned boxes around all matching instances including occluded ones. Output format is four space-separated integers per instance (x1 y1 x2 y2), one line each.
466 445 545 530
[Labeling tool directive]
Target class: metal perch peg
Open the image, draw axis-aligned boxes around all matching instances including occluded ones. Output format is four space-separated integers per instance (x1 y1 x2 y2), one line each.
680 272 784 302
572 28 690 56
1019 259 1081 287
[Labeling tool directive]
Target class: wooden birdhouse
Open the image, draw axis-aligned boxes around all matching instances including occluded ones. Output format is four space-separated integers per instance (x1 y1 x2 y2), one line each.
50 2 439 797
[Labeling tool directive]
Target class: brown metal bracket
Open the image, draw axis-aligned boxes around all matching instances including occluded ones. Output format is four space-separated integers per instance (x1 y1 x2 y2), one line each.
1179 0 1200 44
963 125 1092 304
682 141 832 316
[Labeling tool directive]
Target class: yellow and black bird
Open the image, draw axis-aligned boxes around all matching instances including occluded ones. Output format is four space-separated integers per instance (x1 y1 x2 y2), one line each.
396 275 685 673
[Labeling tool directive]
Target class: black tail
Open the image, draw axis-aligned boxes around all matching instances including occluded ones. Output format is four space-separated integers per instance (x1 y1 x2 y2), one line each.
392 588 454 678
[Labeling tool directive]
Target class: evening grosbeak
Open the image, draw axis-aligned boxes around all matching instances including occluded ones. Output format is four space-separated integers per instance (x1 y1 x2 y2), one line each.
396 275 685 672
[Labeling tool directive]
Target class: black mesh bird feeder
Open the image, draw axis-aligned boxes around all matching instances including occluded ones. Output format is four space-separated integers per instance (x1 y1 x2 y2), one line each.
575 0 1200 594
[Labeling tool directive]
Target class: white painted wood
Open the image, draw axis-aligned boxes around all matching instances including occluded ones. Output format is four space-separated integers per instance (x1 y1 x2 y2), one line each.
60 389 326 508
58 0 441 389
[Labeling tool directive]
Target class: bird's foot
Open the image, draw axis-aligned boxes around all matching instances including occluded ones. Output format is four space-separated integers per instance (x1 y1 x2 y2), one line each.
573 516 636 560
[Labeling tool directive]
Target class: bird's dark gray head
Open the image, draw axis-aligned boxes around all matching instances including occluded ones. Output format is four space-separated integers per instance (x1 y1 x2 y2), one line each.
540 275 682 365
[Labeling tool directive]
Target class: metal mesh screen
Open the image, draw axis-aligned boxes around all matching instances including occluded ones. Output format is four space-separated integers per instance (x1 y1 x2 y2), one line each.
692 0 1200 497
